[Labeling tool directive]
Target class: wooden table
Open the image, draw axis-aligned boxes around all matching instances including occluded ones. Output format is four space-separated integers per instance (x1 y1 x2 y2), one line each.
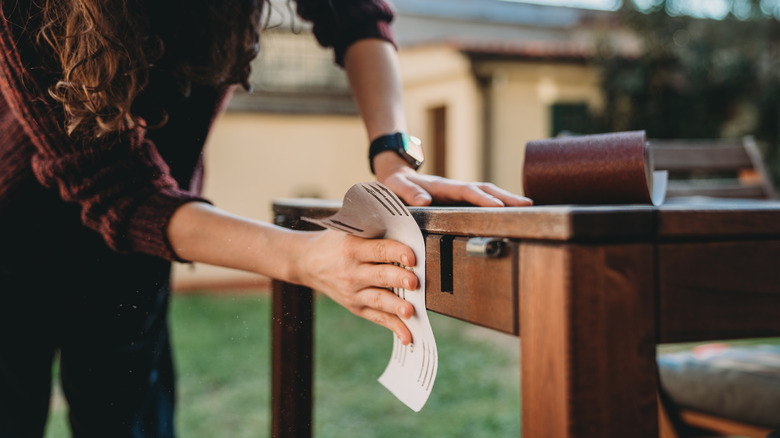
270 198 780 437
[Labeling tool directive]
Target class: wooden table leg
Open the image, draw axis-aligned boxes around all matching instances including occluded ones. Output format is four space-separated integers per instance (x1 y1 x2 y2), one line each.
271 279 313 438
519 242 658 437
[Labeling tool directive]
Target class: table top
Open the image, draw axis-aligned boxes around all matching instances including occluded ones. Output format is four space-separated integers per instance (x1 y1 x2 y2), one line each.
272 197 780 242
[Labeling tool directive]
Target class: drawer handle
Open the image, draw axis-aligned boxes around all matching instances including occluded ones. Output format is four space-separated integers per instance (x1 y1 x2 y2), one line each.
466 237 508 258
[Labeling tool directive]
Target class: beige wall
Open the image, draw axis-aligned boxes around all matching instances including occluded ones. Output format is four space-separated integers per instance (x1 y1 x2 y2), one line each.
398 45 483 182
478 61 602 195
172 112 368 289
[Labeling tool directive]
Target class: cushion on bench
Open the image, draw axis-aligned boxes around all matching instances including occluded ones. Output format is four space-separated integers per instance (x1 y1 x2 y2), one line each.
657 343 780 429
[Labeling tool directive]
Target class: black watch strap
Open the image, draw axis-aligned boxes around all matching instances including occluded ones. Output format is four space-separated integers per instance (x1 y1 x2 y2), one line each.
369 132 424 175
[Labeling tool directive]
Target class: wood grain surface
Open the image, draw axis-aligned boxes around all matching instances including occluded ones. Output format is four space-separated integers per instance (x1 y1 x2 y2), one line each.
519 242 658 437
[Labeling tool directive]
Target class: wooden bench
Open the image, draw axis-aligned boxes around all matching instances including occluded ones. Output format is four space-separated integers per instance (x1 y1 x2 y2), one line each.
649 137 779 438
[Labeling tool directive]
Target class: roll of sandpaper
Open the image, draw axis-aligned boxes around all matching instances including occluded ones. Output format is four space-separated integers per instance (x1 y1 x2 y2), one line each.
522 130 667 205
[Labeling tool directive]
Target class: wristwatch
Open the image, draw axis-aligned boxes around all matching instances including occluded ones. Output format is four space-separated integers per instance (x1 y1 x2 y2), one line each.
369 132 425 174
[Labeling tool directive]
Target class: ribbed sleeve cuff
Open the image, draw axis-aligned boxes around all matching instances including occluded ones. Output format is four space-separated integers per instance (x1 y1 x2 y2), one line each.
123 187 211 262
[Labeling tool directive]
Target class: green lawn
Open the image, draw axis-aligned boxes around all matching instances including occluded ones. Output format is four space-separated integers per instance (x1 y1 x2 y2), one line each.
39 292 780 437
44 292 521 437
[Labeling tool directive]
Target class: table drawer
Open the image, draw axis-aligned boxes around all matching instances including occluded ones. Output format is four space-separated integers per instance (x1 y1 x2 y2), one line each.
425 234 518 334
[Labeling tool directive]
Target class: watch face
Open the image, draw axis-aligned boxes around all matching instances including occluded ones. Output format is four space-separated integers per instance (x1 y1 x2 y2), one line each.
402 134 425 165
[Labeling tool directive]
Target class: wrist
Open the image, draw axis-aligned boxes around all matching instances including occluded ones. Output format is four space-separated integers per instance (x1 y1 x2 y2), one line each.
372 151 417 181
368 132 424 175
282 230 321 286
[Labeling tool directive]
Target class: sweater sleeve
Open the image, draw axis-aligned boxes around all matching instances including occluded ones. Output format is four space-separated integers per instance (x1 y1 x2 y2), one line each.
295 0 397 66
0 11 208 261
29 129 209 260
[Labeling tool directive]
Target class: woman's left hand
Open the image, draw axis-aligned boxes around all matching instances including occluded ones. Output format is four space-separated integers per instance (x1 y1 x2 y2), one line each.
377 164 533 207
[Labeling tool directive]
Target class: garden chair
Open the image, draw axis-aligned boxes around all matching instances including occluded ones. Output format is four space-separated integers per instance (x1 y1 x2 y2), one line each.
648 136 779 437
650 136 776 201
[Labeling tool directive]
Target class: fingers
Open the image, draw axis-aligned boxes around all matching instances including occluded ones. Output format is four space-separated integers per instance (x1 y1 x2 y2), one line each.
357 305 414 345
477 182 534 206
355 247 416 344
355 286 413 318
328 235 418 343
412 176 503 207
360 261 419 292
300 231 420 344
353 236 417 268
379 169 532 207
403 174 533 207
342 287 415 345
449 182 507 207
384 174 433 206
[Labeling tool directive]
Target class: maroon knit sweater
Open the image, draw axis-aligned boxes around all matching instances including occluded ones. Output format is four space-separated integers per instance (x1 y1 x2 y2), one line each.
0 0 395 261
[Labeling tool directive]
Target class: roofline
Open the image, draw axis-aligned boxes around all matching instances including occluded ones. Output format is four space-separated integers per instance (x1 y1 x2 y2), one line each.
392 0 615 28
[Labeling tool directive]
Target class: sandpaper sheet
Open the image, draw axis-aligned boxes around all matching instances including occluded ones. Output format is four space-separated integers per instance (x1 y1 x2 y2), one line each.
304 182 436 412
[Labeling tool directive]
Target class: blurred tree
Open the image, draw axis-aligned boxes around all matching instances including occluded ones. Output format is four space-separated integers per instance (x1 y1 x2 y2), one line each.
593 0 780 186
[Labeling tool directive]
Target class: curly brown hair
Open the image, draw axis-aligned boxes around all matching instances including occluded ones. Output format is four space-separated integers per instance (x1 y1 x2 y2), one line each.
38 0 264 139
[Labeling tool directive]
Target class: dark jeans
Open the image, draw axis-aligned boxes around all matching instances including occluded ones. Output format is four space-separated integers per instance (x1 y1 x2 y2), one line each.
0 205 176 438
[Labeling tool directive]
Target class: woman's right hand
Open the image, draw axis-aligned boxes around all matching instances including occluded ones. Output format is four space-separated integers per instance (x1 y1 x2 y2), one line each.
166 202 417 343
292 229 418 345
